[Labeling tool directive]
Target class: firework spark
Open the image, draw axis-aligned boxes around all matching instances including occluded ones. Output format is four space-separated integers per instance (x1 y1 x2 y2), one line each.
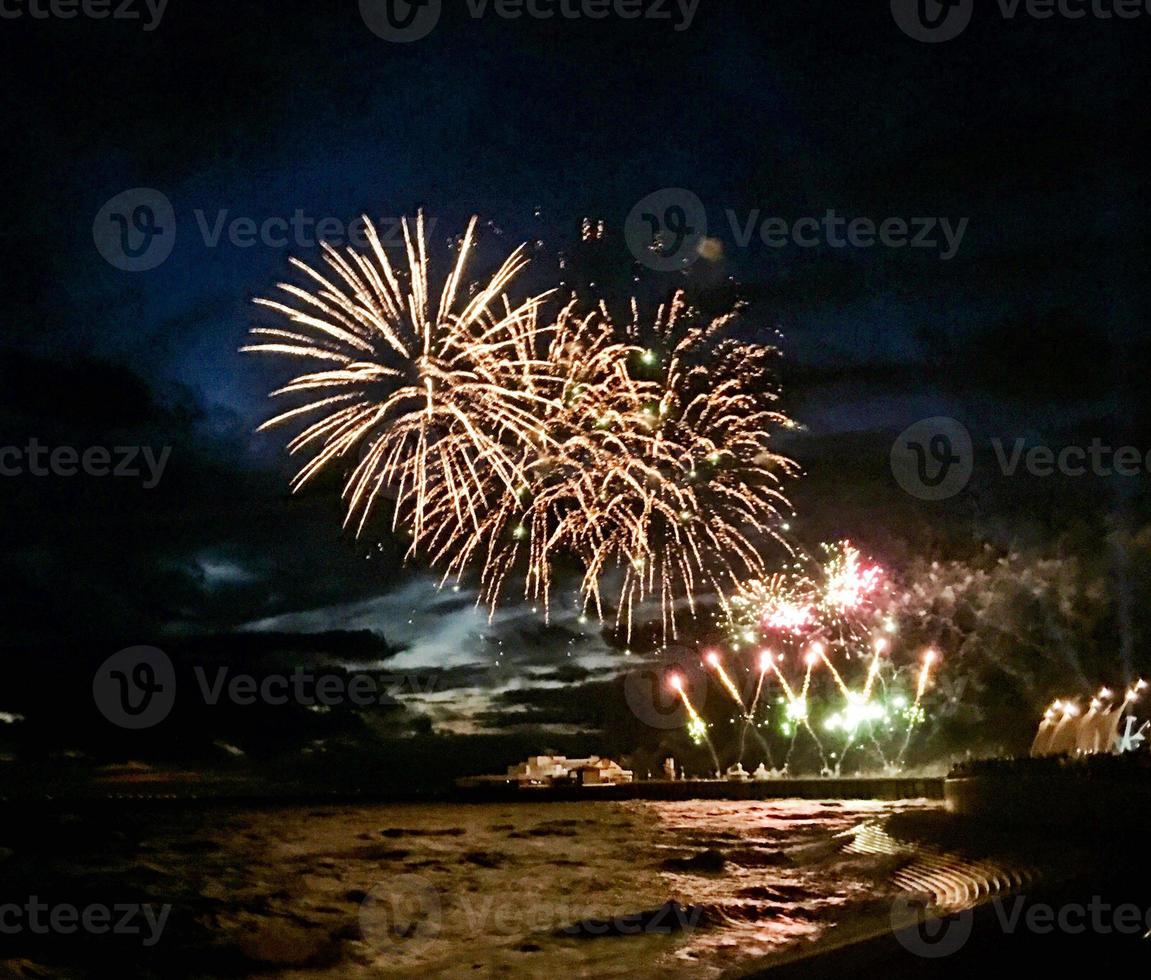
715 541 945 772
248 216 797 639
418 290 799 638
731 574 814 635
823 541 882 614
244 213 554 551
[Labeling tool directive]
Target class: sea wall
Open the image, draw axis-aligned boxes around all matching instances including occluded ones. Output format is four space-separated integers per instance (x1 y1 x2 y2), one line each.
456 777 944 802
946 764 1151 829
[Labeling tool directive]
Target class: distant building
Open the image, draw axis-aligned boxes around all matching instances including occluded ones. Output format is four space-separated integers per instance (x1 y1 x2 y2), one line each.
505 755 568 784
505 754 633 786
572 757 634 786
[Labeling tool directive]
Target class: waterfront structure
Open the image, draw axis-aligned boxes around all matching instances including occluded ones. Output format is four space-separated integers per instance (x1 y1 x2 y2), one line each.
504 754 634 786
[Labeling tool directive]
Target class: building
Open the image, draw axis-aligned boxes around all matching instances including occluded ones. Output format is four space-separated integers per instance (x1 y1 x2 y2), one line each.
505 755 570 784
505 754 633 786
572 757 634 786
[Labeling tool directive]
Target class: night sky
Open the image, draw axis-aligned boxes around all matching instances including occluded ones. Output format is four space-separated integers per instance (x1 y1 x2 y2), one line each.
1 1 1149 763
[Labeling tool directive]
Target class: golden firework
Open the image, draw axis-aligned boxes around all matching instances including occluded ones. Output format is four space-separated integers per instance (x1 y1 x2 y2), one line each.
244 213 553 549
247 216 799 639
426 292 799 639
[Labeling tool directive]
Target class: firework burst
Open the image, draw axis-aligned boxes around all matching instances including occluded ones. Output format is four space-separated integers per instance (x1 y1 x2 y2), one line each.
247 215 798 639
596 294 800 636
244 213 553 549
426 292 799 638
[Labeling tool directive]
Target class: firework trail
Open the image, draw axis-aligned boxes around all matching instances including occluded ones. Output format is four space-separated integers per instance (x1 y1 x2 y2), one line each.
714 541 943 774
670 673 720 772
703 648 775 763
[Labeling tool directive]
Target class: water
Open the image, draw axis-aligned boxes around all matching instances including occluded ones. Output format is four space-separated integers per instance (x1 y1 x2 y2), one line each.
0 798 938 977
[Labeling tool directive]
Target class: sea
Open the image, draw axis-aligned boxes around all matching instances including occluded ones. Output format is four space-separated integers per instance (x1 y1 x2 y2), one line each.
0 798 942 978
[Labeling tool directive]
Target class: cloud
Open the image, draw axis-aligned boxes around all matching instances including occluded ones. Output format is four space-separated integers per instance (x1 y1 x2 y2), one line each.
240 574 635 734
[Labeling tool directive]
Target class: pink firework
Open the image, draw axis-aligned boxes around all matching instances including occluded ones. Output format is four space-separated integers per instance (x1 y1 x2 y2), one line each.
822 541 882 614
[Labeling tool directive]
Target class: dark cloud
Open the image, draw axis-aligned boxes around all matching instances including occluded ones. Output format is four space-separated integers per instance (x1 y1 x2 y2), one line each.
0 347 413 645
0 0 1148 770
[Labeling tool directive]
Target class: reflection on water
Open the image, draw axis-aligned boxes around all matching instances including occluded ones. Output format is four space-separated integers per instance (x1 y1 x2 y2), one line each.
0 798 939 978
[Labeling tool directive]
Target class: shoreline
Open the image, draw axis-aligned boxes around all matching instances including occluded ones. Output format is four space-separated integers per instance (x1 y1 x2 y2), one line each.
0 775 945 810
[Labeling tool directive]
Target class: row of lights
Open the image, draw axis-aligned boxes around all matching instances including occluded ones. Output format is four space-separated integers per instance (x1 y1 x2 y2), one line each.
668 643 939 693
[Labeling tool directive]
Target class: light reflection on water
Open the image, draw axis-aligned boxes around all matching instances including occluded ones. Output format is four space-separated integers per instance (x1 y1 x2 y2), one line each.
209 798 938 978
2 797 942 978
